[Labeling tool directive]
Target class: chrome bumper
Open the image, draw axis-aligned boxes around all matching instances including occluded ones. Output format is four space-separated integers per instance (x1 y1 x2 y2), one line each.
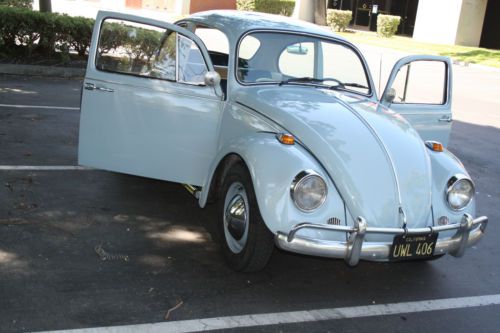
275 214 488 266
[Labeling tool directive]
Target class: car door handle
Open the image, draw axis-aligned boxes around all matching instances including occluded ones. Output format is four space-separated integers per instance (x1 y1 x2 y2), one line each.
438 116 452 122
85 83 114 93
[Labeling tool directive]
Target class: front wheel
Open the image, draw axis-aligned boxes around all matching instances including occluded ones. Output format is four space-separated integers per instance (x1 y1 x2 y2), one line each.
217 162 274 272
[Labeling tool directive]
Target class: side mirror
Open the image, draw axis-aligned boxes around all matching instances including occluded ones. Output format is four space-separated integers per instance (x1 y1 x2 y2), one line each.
384 87 396 104
204 71 221 87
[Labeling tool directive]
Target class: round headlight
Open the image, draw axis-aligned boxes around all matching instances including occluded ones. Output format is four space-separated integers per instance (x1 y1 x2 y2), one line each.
291 171 327 212
446 175 474 211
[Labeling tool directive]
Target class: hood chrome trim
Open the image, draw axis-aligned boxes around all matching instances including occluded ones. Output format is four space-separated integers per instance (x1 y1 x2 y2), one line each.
236 97 407 227
331 96 404 220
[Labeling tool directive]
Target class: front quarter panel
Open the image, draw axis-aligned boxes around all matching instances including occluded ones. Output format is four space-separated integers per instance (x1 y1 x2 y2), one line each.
429 149 477 238
199 103 347 241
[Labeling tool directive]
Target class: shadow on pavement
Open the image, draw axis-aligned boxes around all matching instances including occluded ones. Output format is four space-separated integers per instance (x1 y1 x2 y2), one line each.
0 120 498 332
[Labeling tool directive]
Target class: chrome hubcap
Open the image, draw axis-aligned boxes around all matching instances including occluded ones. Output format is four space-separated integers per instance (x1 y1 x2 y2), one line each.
223 182 249 254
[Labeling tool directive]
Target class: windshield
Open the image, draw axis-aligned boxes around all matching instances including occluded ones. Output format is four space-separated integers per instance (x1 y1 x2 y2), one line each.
237 32 371 95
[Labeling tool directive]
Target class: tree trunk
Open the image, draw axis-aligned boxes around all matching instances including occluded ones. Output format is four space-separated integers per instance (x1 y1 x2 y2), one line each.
314 0 327 25
292 0 327 25
39 0 52 12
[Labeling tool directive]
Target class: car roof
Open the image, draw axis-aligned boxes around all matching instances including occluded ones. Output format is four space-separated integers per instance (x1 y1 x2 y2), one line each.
185 10 347 42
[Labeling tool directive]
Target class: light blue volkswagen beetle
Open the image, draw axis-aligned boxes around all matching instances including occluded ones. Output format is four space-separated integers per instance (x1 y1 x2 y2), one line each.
79 10 488 272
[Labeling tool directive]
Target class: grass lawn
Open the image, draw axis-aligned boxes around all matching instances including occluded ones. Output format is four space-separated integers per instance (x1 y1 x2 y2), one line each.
337 30 500 68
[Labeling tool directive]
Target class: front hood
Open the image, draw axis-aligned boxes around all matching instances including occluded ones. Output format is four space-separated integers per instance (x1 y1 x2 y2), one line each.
235 86 432 229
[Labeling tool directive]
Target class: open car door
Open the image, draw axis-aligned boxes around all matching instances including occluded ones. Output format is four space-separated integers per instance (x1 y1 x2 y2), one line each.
380 55 452 146
79 11 223 186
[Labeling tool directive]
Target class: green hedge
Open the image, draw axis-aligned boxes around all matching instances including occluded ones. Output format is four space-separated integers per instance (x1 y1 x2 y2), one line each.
0 6 93 60
237 0 295 16
377 14 401 38
0 0 32 8
327 9 352 32
236 0 255 11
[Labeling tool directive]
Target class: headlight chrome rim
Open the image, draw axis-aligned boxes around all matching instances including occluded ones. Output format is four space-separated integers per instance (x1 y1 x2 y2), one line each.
445 174 475 211
290 170 328 212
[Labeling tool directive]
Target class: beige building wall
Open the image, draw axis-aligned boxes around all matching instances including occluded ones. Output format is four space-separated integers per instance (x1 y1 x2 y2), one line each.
413 0 487 47
413 0 463 45
455 0 488 46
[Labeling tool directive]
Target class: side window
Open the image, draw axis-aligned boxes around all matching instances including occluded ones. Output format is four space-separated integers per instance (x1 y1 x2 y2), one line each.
194 26 230 80
177 34 207 84
96 19 164 77
279 42 315 78
195 27 229 57
96 18 207 85
239 35 261 60
151 32 177 80
390 61 447 104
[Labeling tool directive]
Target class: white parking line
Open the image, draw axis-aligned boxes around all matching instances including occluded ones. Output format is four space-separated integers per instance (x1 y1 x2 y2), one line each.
0 166 92 170
0 103 79 110
40 294 500 333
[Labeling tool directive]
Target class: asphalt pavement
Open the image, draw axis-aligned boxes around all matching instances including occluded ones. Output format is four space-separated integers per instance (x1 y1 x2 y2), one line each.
0 72 499 333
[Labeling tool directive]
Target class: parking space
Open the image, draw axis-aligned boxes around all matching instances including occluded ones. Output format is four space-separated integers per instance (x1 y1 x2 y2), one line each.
0 73 499 333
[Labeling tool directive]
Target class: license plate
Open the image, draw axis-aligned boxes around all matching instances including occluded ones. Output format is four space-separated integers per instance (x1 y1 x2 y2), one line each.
389 233 438 261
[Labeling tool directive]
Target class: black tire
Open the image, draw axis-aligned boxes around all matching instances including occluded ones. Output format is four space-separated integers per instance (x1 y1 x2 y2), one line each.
216 162 274 272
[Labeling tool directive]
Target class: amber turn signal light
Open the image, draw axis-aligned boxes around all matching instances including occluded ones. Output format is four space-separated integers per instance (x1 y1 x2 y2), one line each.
425 141 444 152
277 133 295 145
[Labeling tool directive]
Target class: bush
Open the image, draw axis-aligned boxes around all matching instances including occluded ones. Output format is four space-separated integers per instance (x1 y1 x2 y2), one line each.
326 9 352 32
377 14 401 38
236 0 255 11
56 14 94 56
255 0 295 16
237 0 295 16
0 0 32 9
0 6 94 62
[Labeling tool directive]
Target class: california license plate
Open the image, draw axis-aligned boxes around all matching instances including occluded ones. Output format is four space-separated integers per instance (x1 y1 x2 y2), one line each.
389 233 438 261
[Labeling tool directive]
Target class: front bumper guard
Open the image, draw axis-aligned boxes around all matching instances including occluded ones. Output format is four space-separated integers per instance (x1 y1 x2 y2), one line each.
275 214 488 266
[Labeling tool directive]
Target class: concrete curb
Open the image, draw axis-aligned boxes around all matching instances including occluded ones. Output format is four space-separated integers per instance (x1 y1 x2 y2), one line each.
0 64 85 78
452 61 500 73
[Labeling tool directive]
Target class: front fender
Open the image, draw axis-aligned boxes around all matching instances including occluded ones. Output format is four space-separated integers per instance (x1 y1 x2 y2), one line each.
199 133 346 239
429 148 477 238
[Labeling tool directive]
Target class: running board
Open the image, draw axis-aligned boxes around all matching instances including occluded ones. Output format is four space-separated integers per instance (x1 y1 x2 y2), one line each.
183 184 201 199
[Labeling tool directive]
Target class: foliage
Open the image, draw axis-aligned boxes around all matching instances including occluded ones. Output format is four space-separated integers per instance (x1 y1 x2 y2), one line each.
377 14 401 38
0 7 93 60
337 30 500 68
57 15 94 56
236 0 255 11
326 9 352 32
255 0 295 16
0 6 161 65
237 0 295 16
0 0 32 9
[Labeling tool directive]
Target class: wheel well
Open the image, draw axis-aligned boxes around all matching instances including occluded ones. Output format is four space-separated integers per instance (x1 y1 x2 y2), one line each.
206 153 246 204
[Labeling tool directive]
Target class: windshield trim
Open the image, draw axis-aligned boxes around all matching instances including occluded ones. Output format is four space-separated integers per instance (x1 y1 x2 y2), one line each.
234 29 374 98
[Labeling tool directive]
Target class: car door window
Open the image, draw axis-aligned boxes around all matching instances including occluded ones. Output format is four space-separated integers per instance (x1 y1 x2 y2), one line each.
151 31 177 80
390 61 447 105
177 34 207 84
96 18 207 85
96 18 165 77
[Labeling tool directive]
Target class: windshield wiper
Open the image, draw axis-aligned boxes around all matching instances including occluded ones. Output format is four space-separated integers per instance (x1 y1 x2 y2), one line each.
279 77 369 91
278 77 325 86
326 82 369 91
342 82 369 89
